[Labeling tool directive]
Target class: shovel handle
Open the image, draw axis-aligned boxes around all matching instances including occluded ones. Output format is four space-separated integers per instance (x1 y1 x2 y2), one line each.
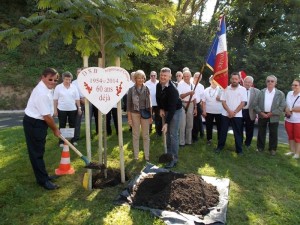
162 117 167 154
59 135 84 158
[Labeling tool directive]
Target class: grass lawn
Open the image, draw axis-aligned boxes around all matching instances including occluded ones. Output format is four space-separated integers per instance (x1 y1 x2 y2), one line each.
0 124 300 225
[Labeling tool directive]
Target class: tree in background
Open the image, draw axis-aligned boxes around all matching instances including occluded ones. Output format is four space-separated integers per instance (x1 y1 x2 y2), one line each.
224 0 300 91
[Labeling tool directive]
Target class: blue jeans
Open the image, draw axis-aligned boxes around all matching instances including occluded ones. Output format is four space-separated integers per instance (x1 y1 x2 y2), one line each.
218 115 243 153
166 109 181 162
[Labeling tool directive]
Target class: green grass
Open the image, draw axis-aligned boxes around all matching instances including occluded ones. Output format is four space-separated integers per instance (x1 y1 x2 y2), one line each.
0 124 300 225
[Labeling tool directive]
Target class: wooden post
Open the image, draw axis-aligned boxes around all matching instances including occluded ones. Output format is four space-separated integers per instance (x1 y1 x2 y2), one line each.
83 55 92 190
98 58 103 166
115 57 125 183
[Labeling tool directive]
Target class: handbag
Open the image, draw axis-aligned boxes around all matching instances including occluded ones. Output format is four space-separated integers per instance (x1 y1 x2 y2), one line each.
140 108 151 119
285 96 299 118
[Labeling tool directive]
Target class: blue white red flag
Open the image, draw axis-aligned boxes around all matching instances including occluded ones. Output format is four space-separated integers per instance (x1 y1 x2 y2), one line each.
206 15 228 89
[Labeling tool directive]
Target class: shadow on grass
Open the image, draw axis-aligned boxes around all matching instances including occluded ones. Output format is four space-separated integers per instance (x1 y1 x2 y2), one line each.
1 125 300 224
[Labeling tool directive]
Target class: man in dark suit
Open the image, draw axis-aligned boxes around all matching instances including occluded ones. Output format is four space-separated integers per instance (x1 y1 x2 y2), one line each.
242 76 260 149
254 75 286 156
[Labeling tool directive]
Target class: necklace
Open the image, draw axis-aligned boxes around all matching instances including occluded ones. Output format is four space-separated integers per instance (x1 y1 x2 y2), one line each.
209 87 217 97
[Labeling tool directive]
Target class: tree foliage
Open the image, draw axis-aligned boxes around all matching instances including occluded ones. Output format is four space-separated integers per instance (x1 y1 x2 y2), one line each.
0 0 175 67
224 0 300 91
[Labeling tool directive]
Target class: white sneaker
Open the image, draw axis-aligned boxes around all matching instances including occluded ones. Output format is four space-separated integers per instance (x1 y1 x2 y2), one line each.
284 152 294 156
292 154 299 159
59 144 64 148
72 142 78 146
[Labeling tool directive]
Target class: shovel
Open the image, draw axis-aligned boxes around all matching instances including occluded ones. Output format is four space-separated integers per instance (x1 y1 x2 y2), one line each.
158 117 173 163
59 135 105 170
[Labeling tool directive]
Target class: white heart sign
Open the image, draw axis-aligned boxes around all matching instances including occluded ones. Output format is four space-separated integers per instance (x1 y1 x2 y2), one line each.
77 67 130 114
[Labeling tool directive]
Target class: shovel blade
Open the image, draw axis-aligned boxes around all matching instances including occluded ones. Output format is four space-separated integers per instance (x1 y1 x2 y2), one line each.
84 162 106 170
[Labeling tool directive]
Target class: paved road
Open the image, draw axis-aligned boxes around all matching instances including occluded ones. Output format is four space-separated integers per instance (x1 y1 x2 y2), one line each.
0 111 288 144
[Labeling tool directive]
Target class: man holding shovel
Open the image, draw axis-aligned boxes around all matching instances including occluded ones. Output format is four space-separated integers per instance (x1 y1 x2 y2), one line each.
23 68 61 190
156 67 182 168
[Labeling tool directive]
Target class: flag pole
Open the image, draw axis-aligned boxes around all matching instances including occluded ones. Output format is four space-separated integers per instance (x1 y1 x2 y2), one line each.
184 64 205 113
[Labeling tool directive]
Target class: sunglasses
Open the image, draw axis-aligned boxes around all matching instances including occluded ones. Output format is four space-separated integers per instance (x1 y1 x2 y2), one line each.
48 78 58 82
267 80 275 83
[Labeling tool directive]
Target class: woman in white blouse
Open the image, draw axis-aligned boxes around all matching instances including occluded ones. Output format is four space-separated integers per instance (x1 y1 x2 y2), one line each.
284 79 300 159
202 76 223 145
54 71 81 146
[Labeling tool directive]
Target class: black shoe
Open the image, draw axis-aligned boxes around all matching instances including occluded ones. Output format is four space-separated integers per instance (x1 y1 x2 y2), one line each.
165 161 176 169
179 145 185 148
192 138 198 143
215 148 221 154
42 181 60 190
48 175 60 181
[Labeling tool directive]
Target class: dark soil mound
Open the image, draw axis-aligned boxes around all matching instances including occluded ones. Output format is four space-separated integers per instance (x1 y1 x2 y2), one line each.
92 168 127 189
131 172 219 215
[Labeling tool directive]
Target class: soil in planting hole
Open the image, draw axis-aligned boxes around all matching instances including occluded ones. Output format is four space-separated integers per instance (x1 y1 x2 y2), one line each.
92 168 127 189
131 172 219 215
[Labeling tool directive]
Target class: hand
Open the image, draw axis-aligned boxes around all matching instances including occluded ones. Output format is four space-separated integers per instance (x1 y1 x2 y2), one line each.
149 117 153 123
53 128 61 137
128 119 133 127
53 110 58 117
189 91 195 96
202 112 207 117
266 112 273 118
228 110 235 118
78 109 82 115
160 109 165 118
193 108 197 116
162 124 168 134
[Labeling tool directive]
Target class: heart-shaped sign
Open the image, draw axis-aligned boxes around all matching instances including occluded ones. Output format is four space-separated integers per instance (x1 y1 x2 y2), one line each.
78 67 130 114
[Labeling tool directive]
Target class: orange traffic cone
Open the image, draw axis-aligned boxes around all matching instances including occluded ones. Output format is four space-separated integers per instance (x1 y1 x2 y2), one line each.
55 142 75 175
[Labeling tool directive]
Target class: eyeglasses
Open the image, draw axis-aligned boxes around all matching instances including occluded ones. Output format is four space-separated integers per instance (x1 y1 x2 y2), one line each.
150 75 156 77
48 79 58 82
267 80 275 83
292 84 299 87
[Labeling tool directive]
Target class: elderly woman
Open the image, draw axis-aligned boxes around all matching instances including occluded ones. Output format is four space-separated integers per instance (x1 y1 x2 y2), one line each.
202 76 223 145
54 71 81 146
284 79 300 159
127 70 152 161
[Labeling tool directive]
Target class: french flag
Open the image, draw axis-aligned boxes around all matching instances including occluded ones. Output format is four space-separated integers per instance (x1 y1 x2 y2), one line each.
206 16 228 89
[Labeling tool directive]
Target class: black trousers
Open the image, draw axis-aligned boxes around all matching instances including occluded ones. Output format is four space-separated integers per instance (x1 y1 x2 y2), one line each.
91 104 99 134
218 116 243 153
58 109 77 143
23 115 49 185
150 106 162 136
242 109 255 147
74 104 84 141
106 108 118 135
192 103 204 141
257 118 279 151
205 113 222 141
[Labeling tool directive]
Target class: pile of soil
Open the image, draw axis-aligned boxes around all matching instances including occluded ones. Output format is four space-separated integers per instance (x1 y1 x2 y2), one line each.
131 172 219 215
92 168 127 189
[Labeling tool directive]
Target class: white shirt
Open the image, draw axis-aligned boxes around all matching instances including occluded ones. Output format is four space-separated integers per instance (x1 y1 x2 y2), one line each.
202 86 223 114
285 91 300 123
177 81 195 101
221 84 247 117
194 83 205 104
53 83 80 111
243 88 250 109
25 81 54 120
145 79 158 106
264 88 275 112
72 79 84 98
